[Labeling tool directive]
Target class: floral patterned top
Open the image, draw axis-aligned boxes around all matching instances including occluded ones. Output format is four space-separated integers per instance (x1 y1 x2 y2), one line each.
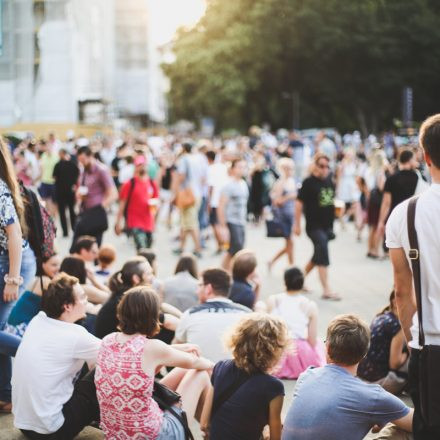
0 178 27 255
95 333 164 440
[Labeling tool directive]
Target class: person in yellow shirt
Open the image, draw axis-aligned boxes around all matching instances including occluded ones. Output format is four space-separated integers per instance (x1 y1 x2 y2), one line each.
38 141 59 216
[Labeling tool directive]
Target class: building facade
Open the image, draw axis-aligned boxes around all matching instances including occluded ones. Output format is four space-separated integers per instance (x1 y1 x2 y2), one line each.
0 0 167 127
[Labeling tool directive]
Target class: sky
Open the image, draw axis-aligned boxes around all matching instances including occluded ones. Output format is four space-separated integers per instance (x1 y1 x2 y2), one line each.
148 0 207 45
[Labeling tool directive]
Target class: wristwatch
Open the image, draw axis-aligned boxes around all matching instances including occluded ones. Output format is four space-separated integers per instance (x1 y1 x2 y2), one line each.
4 274 24 286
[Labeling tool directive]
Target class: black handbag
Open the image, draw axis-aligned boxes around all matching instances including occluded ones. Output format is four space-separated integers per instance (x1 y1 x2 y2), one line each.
76 204 108 236
153 380 194 440
407 196 440 428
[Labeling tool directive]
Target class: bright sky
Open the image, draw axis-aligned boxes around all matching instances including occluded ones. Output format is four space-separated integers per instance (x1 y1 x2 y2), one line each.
148 0 206 45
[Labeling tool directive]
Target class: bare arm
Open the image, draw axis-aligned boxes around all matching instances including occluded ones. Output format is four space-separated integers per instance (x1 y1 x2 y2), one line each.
389 248 417 344
392 408 414 433
102 185 118 209
268 395 284 440
114 199 126 235
161 302 183 318
377 192 391 230
200 385 214 438
294 200 303 235
83 284 110 305
4 222 23 302
389 329 408 370
145 339 214 372
217 193 228 227
163 313 180 332
307 303 318 346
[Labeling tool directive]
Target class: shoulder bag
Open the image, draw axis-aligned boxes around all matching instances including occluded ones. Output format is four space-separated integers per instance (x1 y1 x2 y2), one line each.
153 380 194 440
176 157 196 209
407 196 440 428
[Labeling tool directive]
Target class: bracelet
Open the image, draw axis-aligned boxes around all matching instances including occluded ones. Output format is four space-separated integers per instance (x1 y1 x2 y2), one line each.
4 274 24 286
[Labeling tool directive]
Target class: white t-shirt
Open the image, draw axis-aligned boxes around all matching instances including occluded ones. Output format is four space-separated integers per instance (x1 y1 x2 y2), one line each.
386 183 440 349
175 297 250 363
207 162 229 208
12 312 101 434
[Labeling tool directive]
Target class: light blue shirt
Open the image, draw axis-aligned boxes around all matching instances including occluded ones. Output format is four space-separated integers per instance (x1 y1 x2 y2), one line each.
282 365 409 440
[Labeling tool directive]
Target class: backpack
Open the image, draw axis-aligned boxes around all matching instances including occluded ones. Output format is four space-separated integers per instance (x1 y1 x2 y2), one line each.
21 185 57 266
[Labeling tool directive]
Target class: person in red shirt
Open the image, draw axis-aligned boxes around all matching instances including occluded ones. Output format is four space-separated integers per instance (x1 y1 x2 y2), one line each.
115 155 159 250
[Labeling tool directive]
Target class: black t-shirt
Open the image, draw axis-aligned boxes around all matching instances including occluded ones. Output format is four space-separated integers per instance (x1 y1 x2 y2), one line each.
383 169 418 212
229 280 255 310
210 359 284 440
297 175 335 231
94 291 167 340
53 159 80 195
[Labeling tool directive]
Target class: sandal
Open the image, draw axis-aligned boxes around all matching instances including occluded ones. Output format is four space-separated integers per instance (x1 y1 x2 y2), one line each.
321 293 342 301
0 400 12 413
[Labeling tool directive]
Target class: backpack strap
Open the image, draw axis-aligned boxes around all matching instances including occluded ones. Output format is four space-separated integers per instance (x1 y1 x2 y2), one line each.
123 178 136 221
407 196 424 347
211 372 251 418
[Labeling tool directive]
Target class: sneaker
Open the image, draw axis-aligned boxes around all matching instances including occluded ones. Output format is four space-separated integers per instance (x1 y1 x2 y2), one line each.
172 249 183 256
193 251 202 258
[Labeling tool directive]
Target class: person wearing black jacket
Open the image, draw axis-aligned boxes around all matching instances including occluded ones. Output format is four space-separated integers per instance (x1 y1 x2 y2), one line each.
53 149 79 237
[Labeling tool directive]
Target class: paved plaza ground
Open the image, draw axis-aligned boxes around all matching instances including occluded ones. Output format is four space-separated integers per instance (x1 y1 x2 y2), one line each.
0 215 401 439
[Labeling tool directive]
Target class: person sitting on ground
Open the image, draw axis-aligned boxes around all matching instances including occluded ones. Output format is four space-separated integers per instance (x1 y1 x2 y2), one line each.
94 244 116 286
201 313 288 440
282 314 413 440
12 273 101 439
95 286 214 439
5 253 61 337
162 254 199 312
267 267 325 379
138 248 164 295
60 257 109 310
357 291 409 395
174 268 250 363
94 257 180 343
70 235 99 264
229 249 261 310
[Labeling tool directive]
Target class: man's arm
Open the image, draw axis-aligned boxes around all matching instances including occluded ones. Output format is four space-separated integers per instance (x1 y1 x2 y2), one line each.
377 192 391 234
102 184 118 209
392 408 414 433
389 248 417 343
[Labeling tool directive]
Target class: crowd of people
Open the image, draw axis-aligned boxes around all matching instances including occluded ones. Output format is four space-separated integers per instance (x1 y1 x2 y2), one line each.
0 115 438 440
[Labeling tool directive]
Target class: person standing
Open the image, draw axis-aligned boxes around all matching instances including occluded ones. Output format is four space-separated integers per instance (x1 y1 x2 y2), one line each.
217 159 249 270
268 158 297 270
0 138 37 413
377 148 419 239
53 149 80 237
72 146 117 248
38 141 59 217
295 154 339 300
115 155 159 250
387 114 440 439
173 143 203 257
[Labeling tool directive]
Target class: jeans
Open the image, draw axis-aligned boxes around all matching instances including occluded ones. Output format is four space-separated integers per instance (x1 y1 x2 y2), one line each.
0 246 36 402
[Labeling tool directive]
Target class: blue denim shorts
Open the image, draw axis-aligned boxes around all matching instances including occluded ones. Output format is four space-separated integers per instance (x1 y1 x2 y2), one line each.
156 408 186 440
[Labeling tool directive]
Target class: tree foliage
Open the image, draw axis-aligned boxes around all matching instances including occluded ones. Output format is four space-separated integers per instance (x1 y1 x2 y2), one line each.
162 0 440 133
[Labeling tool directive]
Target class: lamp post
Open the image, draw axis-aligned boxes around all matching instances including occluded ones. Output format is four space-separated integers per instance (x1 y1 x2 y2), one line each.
282 91 300 130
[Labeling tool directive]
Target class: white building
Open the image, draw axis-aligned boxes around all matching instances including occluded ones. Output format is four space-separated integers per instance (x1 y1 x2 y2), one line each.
0 0 167 127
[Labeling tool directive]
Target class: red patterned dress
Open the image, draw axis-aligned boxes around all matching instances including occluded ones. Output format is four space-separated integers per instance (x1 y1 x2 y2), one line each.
95 333 164 439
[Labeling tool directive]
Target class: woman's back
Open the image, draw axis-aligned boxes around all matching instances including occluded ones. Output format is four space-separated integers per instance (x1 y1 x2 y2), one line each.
271 293 311 339
95 333 163 439
163 271 198 312
358 311 401 382
210 359 284 440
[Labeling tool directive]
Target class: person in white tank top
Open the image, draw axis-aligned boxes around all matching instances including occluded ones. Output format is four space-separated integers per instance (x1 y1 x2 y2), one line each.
266 267 325 379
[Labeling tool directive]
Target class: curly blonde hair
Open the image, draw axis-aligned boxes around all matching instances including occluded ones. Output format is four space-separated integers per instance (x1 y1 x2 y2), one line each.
225 313 289 374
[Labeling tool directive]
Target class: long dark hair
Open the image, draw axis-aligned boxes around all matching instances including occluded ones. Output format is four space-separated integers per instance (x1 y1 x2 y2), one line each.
108 257 148 298
60 257 87 284
174 254 198 279
0 137 28 236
